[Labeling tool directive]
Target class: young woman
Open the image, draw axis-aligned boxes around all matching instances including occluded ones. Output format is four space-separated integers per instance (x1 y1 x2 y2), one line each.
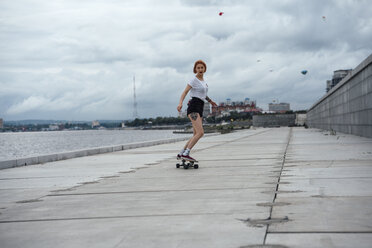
177 60 217 162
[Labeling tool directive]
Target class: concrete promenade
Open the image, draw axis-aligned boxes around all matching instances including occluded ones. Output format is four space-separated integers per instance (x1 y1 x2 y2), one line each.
0 127 372 248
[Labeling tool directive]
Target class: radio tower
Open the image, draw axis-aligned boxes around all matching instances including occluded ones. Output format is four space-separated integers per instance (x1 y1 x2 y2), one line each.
133 75 139 118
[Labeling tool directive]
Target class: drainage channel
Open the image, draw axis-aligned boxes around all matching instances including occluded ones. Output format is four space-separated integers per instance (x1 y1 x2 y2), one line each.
263 127 293 245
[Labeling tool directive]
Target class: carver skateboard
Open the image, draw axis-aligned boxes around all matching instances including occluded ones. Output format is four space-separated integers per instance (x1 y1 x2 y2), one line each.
176 158 199 169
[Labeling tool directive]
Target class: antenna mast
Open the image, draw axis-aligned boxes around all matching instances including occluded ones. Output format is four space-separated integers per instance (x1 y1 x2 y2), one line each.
133 75 139 119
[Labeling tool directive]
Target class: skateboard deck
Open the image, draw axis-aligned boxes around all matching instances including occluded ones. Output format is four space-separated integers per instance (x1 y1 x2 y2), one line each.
176 158 199 169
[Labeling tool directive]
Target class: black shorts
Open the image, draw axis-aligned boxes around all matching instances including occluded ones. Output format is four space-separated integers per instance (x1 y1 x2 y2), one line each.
187 97 205 118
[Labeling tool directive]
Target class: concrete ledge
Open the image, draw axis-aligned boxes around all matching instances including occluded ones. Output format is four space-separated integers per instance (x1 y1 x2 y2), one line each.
86 148 100 156
0 135 204 170
16 156 39 167
57 150 83 161
0 159 17 170
38 154 59 164
113 145 123 152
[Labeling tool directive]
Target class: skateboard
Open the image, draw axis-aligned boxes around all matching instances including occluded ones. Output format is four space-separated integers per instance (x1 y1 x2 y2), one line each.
176 159 199 169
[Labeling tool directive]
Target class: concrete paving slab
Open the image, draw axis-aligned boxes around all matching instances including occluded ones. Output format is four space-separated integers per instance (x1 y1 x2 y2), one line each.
276 177 372 197
46 170 277 194
266 127 372 247
0 128 282 247
1 127 371 247
266 233 372 248
269 196 372 232
0 187 272 222
0 214 267 248
0 146 195 209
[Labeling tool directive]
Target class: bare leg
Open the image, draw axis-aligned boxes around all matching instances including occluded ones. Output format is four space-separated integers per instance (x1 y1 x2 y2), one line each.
186 113 204 150
183 125 196 150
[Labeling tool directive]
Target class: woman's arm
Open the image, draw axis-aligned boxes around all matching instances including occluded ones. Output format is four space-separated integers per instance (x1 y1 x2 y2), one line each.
177 84 192 112
206 96 218 107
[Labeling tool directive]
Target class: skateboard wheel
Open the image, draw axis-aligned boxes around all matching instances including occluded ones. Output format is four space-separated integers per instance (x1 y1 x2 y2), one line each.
194 164 199 169
176 164 180 168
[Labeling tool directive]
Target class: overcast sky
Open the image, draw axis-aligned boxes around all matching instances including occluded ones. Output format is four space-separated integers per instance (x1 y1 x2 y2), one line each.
1 0 371 121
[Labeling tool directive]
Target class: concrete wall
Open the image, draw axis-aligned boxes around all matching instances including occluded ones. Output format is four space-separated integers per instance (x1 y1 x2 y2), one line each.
253 114 296 127
307 54 372 138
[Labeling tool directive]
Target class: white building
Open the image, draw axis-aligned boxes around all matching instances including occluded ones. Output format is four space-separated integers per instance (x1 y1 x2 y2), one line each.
295 114 307 126
203 102 211 117
49 124 59 131
92 121 100 128
268 103 290 113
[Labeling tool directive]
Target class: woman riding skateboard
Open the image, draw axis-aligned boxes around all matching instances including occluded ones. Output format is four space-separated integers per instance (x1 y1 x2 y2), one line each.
177 59 217 162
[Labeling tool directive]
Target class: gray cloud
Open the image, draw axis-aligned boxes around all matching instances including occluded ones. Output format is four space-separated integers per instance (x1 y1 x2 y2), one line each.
0 0 371 121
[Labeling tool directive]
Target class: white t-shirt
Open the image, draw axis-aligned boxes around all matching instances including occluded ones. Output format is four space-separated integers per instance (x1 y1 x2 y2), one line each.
188 77 208 101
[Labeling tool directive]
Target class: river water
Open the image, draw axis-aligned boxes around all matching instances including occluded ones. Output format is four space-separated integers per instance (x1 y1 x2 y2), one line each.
0 130 190 161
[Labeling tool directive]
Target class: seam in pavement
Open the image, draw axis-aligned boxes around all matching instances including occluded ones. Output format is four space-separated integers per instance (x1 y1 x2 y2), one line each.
285 159 372 162
273 176 372 180
267 231 372 234
0 212 248 224
264 127 292 244
46 186 274 196
200 158 280 161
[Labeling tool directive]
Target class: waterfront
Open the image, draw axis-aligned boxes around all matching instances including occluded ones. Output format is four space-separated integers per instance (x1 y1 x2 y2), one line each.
0 130 190 162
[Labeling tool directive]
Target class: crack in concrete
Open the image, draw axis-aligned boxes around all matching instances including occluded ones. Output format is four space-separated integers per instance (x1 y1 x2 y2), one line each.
99 175 120 179
46 186 273 197
240 245 289 248
263 127 293 245
0 212 237 224
16 199 43 204
268 231 372 234
118 170 136 174
78 181 99 185
200 158 279 162
264 182 291 185
256 202 291 207
261 190 303 194
238 216 290 228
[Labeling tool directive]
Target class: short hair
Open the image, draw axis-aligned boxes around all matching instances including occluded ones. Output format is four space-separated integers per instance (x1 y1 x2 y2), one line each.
193 60 207 73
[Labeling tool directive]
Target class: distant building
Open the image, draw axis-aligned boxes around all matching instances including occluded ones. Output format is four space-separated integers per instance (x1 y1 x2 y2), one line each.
326 80 332 92
0 118 3 128
92 121 100 128
326 69 352 92
211 98 261 117
48 124 59 131
268 102 290 113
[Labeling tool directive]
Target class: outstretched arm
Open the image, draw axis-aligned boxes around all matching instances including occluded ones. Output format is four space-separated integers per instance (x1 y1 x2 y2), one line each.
206 96 218 107
177 84 192 112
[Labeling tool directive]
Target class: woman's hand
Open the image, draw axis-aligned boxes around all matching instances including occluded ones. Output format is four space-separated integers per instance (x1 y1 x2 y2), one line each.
210 100 218 107
177 103 182 112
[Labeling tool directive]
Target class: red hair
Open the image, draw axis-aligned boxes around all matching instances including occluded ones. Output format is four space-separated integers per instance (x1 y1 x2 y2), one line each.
193 60 207 73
